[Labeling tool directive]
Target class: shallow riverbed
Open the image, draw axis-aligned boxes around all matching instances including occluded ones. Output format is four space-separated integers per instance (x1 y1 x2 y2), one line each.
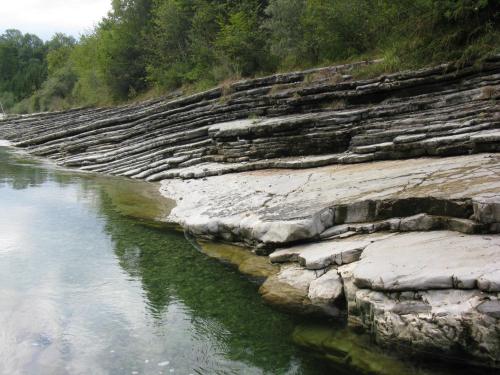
0 146 494 375
0 146 335 375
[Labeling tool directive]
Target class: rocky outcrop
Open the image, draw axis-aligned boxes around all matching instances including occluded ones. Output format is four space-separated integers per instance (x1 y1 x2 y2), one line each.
267 231 500 368
0 57 499 180
1 58 499 369
160 153 500 247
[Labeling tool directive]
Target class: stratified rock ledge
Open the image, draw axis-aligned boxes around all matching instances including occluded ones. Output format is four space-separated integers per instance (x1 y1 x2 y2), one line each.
1 58 499 369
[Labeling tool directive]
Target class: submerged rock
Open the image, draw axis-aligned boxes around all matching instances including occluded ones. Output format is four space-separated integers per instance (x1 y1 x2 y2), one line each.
98 176 176 224
259 265 324 315
292 324 415 375
267 231 500 368
197 240 277 278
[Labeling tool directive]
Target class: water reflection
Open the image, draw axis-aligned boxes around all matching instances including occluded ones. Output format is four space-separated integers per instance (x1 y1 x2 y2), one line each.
0 146 328 375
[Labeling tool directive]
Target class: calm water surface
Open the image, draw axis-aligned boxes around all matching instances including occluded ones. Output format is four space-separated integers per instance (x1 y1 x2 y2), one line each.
0 146 335 375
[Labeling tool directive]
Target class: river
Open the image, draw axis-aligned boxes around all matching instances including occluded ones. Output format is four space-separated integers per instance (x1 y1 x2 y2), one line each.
0 145 336 375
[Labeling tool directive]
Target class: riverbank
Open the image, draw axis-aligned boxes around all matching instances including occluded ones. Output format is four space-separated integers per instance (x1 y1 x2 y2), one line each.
160 153 500 369
0 58 499 370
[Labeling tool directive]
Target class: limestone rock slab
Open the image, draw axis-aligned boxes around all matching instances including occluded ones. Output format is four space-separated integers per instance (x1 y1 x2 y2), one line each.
308 269 343 304
353 231 500 292
161 154 500 245
259 264 332 315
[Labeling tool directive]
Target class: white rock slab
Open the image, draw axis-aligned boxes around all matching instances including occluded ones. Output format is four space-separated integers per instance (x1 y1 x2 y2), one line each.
353 231 500 292
308 269 343 304
274 265 320 292
161 154 500 244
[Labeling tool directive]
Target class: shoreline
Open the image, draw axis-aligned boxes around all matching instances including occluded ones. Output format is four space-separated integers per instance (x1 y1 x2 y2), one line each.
1 58 499 370
158 153 500 370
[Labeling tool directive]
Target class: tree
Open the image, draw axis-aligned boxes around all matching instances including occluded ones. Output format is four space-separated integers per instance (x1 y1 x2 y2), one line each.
0 29 47 107
263 0 306 68
215 5 268 77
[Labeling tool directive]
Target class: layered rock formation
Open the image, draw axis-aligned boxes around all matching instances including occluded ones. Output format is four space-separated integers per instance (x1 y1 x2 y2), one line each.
1 57 499 369
0 57 498 179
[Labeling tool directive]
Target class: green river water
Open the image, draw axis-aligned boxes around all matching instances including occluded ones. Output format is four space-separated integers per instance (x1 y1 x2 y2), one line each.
0 146 494 375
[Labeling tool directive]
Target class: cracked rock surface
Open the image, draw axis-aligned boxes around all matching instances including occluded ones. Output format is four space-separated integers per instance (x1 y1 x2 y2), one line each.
1 58 500 368
353 231 500 292
161 153 500 245
261 231 500 368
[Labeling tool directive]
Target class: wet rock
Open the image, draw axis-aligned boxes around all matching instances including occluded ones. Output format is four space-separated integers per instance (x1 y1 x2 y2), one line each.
197 241 277 278
352 289 500 368
1 57 500 369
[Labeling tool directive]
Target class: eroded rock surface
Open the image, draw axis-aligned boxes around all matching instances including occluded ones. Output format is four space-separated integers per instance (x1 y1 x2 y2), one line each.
1 58 500 368
263 231 500 368
353 289 500 367
353 231 500 292
161 154 500 245
0 57 499 181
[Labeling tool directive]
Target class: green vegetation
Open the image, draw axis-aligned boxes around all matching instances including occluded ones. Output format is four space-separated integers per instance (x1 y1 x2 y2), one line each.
1 0 498 113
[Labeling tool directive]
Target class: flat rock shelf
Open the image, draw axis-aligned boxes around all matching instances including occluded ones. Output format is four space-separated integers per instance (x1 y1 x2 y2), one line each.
1 57 499 371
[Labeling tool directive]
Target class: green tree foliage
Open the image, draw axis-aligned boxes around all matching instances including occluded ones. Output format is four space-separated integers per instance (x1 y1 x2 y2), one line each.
215 4 268 78
395 0 500 66
0 30 47 107
2 0 499 113
46 33 76 75
97 0 153 100
263 0 306 68
147 0 195 88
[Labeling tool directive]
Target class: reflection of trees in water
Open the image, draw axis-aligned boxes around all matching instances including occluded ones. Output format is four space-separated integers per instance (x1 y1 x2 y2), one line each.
0 148 88 190
96 191 324 374
0 147 326 373
0 149 50 189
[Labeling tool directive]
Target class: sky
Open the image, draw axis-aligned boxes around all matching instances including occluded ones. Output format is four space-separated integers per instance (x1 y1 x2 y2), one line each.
0 0 111 40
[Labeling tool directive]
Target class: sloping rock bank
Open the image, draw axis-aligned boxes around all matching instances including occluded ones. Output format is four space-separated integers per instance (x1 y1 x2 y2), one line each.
0 57 499 179
1 58 500 369
161 154 500 368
